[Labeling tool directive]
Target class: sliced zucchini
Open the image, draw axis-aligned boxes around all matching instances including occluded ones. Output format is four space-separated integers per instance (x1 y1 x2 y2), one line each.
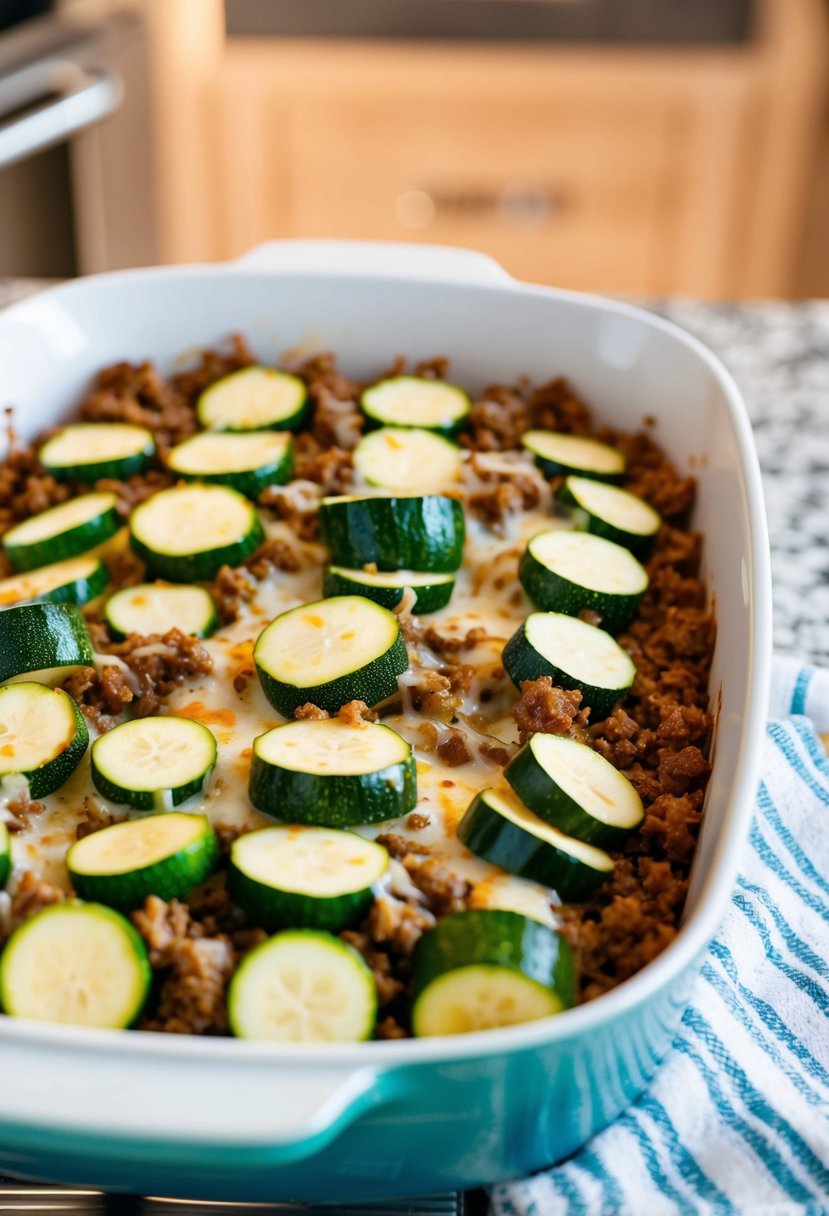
323 565 455 614
197 366 309 433
557 476 661 557
129 484 264 582
90 715 217 810
0 822 10 889
320 494 465 573
458 786 614 902
354 427 461 494
502 611 635 718
0 555 108 609
166 431 293 500
0 683 88 798
39 423 155 482
228 929 377 1042
249 718 417 827
0 602 93 685
361 375 470 437
2 492 120 573
521 430 625 483
104 583 219 640
254 595 409 717
228 825 389 932
0 902 151 1029
519 530 648 633
504 734 644 847
412 909 575 1037
67 812 220 911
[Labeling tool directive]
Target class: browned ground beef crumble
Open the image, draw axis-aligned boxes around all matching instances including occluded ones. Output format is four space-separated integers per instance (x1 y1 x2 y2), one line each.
0 338 714 1035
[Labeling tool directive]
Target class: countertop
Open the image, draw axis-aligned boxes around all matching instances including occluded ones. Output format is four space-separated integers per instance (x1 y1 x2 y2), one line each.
2 279 825 667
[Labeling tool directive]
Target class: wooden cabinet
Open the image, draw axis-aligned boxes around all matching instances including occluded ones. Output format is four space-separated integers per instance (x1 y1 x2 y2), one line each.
138 0 828 297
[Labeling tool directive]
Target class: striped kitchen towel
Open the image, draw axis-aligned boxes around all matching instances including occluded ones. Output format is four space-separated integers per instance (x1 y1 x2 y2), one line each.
491 656 829 1216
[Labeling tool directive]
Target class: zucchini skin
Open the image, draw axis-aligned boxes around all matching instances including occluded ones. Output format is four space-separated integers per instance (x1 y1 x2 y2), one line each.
249 743 417 827
413 909 575 1007
0 558 109 609
227 857 376 933
168 440 294 501
4 500 121 572
503 741 642 848
255 627 409 717
556 480 660 558
322 566 455 614
518 545 646 634
0 823 10 889
501 618 633 719
130 507 264 583
0 602 94 683
320 496 465 573
41 430 155 483
458 791 611 902
0 683 89 799
68 819 221 912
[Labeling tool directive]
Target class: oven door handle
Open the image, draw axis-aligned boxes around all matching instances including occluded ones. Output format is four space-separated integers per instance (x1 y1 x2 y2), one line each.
0 59 122 172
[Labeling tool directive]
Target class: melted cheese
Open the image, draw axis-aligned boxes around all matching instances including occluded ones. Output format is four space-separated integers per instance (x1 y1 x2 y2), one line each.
6 453 572 927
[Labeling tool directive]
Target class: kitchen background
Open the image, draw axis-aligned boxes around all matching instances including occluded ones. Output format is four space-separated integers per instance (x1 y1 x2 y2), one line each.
0 0 827 297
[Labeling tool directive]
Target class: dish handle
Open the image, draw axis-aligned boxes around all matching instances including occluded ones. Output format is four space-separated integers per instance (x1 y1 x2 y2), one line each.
234 238 514 286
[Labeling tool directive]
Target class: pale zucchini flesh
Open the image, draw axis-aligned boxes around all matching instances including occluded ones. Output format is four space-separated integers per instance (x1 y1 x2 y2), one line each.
413 965 562 1036
0 902 151 1029
361 376 470 434
354 427 461 494
39 423 155 481
0 555 108 609
2 492 120 572
558 476 661 556
129 484 264 581
90 715 217 810
323 565 456 614
166 431 293 498
520 529 648 632
104 583 218 639
197 367 308 432
228 930 377 1042
521 430 625 481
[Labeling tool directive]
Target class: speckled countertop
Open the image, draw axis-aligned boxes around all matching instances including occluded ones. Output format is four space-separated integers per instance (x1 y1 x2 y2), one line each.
1 280 826 667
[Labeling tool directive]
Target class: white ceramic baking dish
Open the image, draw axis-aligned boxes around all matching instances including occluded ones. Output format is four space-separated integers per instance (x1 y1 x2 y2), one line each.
0 242 771 1202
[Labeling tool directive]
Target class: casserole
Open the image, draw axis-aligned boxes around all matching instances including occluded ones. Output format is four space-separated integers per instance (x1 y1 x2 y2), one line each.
0 241 771 1201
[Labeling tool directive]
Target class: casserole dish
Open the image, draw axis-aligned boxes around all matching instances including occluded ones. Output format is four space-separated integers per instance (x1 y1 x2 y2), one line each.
0 241 771 1202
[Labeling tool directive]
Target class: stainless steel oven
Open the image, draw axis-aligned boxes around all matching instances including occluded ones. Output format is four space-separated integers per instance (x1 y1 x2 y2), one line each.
0 7 159 277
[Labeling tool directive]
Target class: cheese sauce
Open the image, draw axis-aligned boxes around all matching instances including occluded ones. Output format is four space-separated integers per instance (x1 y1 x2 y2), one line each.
3 451 571 928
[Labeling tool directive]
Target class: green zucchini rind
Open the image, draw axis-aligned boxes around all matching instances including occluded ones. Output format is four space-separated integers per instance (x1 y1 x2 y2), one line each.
39 423 155 482
254 594 409 717
249 717 417 826
2 492 121 572
129 484 264 582
320 494 465 573
412 908 576 1037
166 430 293 500
519 529 648 633
0 602 94 685
521 430 625 483
90 715 217 810
322 565 455 614
557 476 661 557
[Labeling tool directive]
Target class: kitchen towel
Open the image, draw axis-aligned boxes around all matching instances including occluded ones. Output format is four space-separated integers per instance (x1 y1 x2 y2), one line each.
490 655 829 1216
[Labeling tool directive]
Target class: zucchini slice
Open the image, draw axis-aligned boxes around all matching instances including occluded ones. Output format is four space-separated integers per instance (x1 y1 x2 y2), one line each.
0 683 88 798
254 595 409 717
0 555 108 609
2 492 120 573
0 602 93 685
519 530 648 633
320 494 465 573
166 431 293 500
0 822 11 889
412 909 575 1036
504 734 644 847
39 423 155 482
228 824 389 932
228 929 377 1042
502 611 635 718
249 718 417 826
361 375 470 437
323 565 455 614
67 812 220 911
0 902 151 1029
197 366 309 432
354 427 461 494
104 583 219 640
129 484 264 582
557 476 661 557
521 430 625 483
458 786 614 902
90 715 217 810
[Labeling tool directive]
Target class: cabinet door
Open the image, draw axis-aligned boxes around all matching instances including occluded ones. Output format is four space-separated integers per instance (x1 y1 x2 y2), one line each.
287 89 676 293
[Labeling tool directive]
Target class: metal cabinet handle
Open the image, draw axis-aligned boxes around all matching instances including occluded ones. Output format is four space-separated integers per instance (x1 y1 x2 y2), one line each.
0 59 122 172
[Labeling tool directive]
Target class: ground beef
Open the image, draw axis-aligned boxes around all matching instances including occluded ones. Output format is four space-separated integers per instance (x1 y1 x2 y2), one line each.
338 700 379 726
79 359 196 451
422 624 489 656
2 791 46 833
512 678 590 743
94 629 214 720
404 670 462 723
461 376 592 452
0 437 70 544
436 728 474 767
245 537 302 578
294 702 330 720
75 795 127 840
340 927 406 1004
467 475 541 529
63 663 135 731
292 434 354 493
258 482 321 541
2 870 64 944
170 334 256 407
402 855 471 917
210 564 257 624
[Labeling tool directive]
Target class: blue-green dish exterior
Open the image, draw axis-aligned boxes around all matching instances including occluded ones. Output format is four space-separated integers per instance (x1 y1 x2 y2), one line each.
0 950 699 1201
